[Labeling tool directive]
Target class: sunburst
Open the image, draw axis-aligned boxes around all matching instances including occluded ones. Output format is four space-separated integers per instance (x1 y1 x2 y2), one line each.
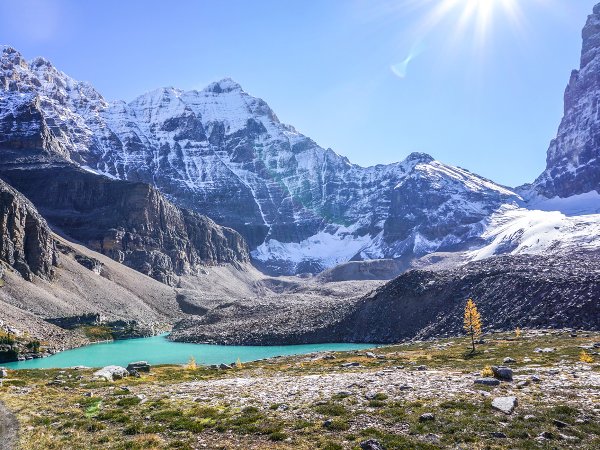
420 0 525 47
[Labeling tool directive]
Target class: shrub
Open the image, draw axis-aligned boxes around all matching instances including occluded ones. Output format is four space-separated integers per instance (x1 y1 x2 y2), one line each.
580 350 594 363
324 418 350 431
481 365 494 377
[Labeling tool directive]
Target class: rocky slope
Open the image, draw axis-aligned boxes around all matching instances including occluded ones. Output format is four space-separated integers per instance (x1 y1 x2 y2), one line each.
0 165 249 285
0 45 523 274
171 252 600 344
0 178 57 281
527 4 600 200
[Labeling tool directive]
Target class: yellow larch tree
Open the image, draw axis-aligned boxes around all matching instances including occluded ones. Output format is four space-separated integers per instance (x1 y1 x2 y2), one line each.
463 298 482 354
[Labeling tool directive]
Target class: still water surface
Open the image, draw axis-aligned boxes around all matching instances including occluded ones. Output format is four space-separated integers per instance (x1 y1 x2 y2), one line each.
5 334 374 369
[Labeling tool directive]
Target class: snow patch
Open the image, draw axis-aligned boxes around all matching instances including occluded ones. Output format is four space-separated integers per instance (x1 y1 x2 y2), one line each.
251 229 374 269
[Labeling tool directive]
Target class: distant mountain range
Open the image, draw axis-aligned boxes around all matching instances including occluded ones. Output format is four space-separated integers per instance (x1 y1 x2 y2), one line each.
1 1 600 354
2 8 600 277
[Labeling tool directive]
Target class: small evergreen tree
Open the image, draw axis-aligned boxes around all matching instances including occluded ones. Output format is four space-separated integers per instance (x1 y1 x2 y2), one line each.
186 356 197 370
463 298 482 354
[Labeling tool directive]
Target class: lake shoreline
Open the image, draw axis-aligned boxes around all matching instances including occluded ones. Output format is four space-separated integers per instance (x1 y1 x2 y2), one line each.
3 334 375 370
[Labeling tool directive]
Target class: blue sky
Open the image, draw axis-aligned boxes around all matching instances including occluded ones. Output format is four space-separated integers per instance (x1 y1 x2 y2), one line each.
0 0 597 187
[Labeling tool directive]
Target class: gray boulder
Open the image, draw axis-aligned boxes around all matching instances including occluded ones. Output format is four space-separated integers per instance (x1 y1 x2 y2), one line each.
127 361 151 374
492 396 518 414
474 378 500 386
93 365 129 382
360 439 386 450
491 366 513 381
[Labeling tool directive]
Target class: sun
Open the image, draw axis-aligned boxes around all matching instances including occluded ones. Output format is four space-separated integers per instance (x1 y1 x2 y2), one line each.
424 0 523 46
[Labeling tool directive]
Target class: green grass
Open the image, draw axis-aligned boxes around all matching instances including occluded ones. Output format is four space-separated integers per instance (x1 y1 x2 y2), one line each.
1 331 599 449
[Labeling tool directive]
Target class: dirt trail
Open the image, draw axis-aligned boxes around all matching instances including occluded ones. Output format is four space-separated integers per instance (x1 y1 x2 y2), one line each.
0 401 18 450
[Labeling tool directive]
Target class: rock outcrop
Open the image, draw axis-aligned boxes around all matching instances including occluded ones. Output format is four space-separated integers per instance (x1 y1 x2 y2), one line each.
0 178 57 280
0 165 249 285
528 4 600 198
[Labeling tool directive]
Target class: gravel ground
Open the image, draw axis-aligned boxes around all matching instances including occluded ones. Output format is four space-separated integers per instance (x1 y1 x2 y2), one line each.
0 401 18 450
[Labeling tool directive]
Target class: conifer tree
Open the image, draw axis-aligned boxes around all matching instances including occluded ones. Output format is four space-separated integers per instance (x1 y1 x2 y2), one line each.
463 298 482 353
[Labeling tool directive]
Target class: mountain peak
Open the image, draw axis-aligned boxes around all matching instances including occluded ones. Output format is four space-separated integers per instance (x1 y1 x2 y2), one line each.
204 78 243 94
403 152 435 164
0 45 19 55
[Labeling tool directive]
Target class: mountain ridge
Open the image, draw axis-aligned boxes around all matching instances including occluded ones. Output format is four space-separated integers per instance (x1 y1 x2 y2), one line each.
0 46 529 274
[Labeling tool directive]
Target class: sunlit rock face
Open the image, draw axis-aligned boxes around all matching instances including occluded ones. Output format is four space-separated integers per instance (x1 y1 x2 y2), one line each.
0 178 58 281
0 45 525 274
529 4 600 199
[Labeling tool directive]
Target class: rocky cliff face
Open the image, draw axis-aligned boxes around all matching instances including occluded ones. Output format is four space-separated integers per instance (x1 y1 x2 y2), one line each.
0 178 57 281
0 46 521 274
529 4 600 199
0 165 249 285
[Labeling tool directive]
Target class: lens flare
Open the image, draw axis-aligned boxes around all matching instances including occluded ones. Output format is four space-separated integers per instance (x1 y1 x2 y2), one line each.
391 41 425 78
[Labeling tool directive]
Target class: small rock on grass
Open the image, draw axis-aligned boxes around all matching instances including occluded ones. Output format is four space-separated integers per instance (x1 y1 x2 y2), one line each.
340 362 360 368
360 439 386 450
553 419 569 428
492 396 518 414
475 378 500 386
419 413 435 422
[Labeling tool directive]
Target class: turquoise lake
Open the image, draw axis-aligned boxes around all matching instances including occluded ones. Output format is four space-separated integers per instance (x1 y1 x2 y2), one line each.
4 335 374 370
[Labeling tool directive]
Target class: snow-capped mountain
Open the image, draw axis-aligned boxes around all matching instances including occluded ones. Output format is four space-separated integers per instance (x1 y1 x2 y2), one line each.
0 45 524 274
2 0 600 278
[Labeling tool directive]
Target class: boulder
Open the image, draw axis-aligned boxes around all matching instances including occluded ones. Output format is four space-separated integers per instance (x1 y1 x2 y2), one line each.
492 396 518 414
127 361 150 374
503 357 516 364
491 366 513 381
93 365 129 382
360 439 386 450
0 367 7 378
474 378 500 386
